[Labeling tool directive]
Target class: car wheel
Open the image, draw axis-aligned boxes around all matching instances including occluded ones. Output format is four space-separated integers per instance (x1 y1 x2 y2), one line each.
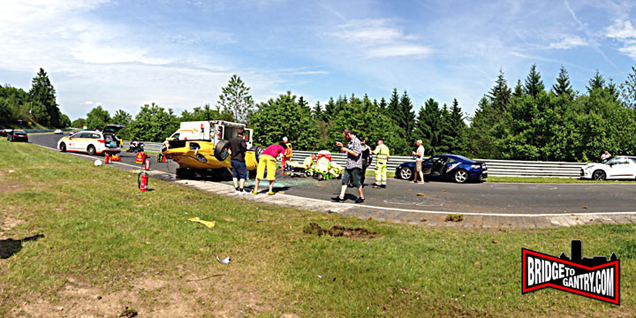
214 140 230 161
454 169 468 183
252 145 263 163
87 145 96 155
398 167 413 180
60 143 67 152
593 170 607 181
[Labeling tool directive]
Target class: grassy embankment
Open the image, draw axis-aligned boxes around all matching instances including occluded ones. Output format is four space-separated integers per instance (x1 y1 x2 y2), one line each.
0 140 634 317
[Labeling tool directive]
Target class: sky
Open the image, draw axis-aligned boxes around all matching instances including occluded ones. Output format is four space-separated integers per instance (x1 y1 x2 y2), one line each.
2 0 636 121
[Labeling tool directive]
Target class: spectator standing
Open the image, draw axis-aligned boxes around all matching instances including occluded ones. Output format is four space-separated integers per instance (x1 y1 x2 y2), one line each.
600 151 612 163
281 136 293 175
253 144 286 195
223 128 248 195
372 139 390 188
331 129 365 203
412 140 425 184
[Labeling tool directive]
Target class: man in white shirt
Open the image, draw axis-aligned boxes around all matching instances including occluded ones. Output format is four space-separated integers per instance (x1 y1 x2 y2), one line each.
412 140 425 183
600 151 612 163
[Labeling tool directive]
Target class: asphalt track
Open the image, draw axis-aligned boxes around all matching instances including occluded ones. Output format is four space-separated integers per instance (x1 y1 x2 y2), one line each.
29 133 636 215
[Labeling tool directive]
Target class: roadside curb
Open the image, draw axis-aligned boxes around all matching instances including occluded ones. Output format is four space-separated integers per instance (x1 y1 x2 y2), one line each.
172 179 636 229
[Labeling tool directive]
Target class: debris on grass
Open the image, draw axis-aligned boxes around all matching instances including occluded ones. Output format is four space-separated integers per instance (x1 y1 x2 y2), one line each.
182 198 197 204
445 214 463 222
119 306 138 317
216 256 231 264
419 218 427 222
303 222 376 238
257 219 266 223
188 217 216 228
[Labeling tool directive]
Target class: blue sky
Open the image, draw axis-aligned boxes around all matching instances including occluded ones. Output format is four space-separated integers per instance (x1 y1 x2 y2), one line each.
2 0 636 121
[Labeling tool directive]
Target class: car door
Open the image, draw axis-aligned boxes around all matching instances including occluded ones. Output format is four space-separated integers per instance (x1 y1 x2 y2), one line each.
67 133 84 151
606 157 631 179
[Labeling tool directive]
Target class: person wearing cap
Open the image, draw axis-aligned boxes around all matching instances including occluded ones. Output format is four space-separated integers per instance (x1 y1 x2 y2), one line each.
281 136 293 175
372 138 390 188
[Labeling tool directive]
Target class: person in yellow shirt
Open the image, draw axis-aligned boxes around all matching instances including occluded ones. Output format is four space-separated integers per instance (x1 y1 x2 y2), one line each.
372 138 390 189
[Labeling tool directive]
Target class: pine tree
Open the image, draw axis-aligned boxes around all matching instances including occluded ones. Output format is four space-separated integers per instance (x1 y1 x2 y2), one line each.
398 90 416 146
29 68 62 127
513 79 524 98
217 75 254 123
444 99 467 153
586 70 605 93
312 101 322 120
552 65 574 99
379 97 388 114
387 88 400 123
620 66 636 109
488 69 512 114
524 64 545 97
415 98 443 155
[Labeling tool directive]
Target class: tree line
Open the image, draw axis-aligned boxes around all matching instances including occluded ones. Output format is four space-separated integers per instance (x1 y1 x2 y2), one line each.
0 68 71 129
3 66 636 161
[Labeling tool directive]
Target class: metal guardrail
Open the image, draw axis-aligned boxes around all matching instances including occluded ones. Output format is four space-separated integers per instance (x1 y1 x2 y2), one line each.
144 141 589 178
293 150 588 178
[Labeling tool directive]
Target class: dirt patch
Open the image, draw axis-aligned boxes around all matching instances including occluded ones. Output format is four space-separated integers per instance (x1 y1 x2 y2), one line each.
303 222 376 238
10 271 275 318
445 214 464 222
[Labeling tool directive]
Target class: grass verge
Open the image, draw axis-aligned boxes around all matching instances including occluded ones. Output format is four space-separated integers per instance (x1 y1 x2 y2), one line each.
0 140 634 317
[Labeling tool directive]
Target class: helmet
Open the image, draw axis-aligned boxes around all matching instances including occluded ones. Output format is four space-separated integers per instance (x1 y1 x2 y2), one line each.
94 159 103 167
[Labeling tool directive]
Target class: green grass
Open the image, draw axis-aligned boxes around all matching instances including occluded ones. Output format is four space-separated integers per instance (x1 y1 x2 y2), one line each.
0 140 634 317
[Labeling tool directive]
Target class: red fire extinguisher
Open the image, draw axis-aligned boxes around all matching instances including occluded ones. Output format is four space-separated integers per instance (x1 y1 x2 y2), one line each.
138 171 148 192
104 153 110 164
144 156 151 171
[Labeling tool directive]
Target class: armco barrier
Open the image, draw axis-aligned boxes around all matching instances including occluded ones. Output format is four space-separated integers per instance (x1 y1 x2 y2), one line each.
146 142 589 178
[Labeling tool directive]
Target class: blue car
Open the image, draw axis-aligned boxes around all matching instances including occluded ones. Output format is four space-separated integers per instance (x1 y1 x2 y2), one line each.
395 154 488 183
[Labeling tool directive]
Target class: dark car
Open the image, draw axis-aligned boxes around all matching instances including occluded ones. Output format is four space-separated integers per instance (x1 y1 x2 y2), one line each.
0 129 11 137
396 154 487 183
7 130 28 142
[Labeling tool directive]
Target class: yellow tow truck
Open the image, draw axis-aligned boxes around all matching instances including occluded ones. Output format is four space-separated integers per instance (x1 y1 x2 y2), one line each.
163 121 262 179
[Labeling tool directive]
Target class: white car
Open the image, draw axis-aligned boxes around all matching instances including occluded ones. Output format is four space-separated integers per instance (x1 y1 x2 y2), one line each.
580 156 636 180
57 125 124 155
54 129 63 134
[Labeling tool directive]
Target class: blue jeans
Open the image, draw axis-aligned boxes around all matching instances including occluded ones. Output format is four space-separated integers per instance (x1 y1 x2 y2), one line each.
342 168 361 188
231 160 247 179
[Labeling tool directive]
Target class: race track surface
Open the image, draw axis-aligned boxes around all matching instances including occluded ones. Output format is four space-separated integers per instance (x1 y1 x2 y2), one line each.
30 133 636 215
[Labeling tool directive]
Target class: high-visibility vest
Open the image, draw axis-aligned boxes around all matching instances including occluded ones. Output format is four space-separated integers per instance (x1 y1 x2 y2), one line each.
375 144 389 162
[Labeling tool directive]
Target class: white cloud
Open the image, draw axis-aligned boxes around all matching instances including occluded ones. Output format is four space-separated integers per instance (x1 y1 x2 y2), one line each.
606 19 636 39
330 19 431 58
366 45 432 58
605 19 636 60
547 35 587 49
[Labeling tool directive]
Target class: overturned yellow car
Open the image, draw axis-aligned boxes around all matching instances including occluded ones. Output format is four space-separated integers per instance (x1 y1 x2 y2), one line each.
163 121 262 179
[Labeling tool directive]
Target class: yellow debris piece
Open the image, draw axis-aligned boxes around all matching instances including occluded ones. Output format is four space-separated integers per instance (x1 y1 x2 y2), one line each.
188 217 216 228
